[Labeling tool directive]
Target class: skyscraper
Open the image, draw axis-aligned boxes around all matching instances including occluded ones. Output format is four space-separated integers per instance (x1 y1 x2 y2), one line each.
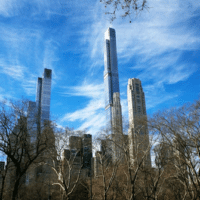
104 28 123 161
36 68 52 126
27 101 37 143
127 78 151 167
82 134 92 171
27 68 52 139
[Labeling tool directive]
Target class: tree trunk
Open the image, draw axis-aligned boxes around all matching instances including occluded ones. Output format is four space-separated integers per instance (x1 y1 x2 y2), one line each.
131 184 136 200
0 175 5 200
12 178 20 200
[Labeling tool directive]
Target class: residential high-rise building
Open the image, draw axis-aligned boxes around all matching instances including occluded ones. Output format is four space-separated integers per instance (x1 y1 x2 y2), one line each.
104 28 121 127
36 68 52 126
26 68 53 185
69 136 83 154
127 78 151 167
82 134 92 171
94 151 102 177
104 27 123 162
68 134 92 176
36 78 42 117
27 101 37 143
27 68 52 141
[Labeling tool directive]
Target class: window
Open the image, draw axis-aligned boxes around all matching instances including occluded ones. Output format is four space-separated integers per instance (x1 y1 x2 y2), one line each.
137 95 140 104
136 83 140 94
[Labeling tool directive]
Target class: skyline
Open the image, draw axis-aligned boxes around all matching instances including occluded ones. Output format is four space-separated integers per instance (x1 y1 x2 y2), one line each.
0 0 199 136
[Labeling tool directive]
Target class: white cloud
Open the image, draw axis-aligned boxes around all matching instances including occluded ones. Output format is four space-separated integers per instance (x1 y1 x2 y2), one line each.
0 58 38 96
60 82 105 135
62 82 104 99
84 0 200 68
0 0 21 17
62 98 104 122
0 0 63 18
0 64 25 81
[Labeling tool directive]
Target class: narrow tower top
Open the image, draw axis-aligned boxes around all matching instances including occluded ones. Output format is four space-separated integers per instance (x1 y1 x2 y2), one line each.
105 27 116 40
43 68 52 79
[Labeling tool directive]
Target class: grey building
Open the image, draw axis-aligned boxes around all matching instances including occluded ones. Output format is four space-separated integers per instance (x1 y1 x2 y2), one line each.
68 134 92 176
82 134 92 171
94 151 102 177
127 78 151 167
104 27 123 162
69 136 83 154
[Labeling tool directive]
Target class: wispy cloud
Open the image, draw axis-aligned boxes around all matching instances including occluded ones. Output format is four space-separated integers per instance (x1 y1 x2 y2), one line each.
0 63 25 81
137 54 197 85
0 87 15 102
0 59 38 96
0 24 61 96
60 82 105 134
62 82 104 99
42 39 61 86
0 0 63 18
0 0 199 136
74 0 200 116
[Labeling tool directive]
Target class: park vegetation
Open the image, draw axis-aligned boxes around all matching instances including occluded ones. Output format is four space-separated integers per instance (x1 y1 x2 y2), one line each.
0 98 199 199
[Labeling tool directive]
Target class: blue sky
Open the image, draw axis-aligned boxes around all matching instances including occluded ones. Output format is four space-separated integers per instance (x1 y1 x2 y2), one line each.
0 0 200 136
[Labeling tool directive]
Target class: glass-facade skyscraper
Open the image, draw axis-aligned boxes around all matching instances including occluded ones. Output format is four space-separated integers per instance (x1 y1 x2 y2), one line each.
104 28 123 161
104 28 121 128
27 101 37 143
36 68 52 126
27 68 52 137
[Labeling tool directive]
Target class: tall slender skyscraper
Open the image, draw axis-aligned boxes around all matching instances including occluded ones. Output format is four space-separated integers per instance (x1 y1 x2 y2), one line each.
127 78 151 167
104 28 123 161
27 101 37 143
36 68 52 126
25 68 53 185
27 68 52 141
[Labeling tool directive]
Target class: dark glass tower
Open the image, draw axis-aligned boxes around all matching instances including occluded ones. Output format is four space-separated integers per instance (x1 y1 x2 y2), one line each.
36 68 52 126
104 28 123 161
104 27 121 128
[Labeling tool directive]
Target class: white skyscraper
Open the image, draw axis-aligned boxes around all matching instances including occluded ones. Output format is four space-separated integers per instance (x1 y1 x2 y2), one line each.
127 78 151 167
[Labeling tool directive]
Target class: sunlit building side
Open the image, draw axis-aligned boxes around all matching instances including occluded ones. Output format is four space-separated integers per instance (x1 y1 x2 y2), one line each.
127 78 151 167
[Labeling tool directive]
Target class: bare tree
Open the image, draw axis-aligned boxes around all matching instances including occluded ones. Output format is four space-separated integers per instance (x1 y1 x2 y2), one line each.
0 158 9 200
100 0 148 22
93 150 120 200
148 99 200 200
49 127 89 200
0 100 53 200
93 118 153 200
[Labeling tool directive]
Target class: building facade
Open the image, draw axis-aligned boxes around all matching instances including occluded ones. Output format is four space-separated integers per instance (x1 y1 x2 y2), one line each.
27 68 52 141
82 134 92 171
26 68 54 188
127 78 151 167
27 101 37 143
36 68 52 127
104 28 123 162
